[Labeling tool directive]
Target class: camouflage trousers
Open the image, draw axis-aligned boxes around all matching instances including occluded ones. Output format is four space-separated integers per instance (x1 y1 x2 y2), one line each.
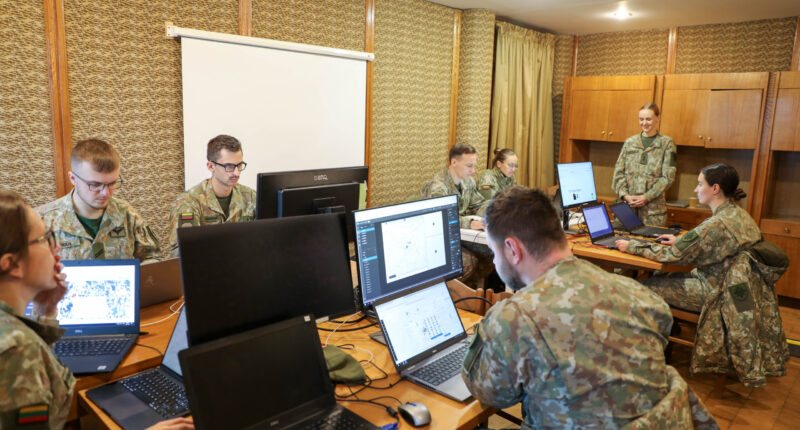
460 242 495 290
643 272 714 312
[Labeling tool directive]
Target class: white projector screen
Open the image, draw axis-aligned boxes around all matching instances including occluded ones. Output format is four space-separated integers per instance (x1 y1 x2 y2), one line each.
180 34 367 190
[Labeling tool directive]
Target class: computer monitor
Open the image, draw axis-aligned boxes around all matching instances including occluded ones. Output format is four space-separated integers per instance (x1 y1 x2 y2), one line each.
353 195 463 305
556 161 598 209
177 213 355 345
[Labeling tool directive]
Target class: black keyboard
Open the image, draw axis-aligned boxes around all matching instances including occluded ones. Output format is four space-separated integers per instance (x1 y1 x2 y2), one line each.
410 345 468 386
121 369 189 419
298 408 366 430
54 338 128 357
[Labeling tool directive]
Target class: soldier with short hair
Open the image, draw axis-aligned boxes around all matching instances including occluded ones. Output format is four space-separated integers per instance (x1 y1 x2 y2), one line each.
462 186 717 429
37 139 160 261
167 134 255 256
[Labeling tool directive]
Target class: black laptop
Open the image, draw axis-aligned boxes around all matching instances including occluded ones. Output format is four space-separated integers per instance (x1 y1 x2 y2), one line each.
87 308 189 429
582 203 630 249
178 315 379 430
54 259 140 374
609 202 680 237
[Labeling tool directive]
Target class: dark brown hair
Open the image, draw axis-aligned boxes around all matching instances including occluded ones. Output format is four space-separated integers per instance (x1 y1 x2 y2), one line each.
207 134 242 162
71 139 120 173
0 190 31 274
449 143 477 162
484 186 567 258
701 163 747 201
640 103 660 116
491 148 517 167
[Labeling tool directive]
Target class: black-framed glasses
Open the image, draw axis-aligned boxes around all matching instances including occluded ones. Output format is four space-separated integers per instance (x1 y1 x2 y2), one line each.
28 230 58 250
72 172 124 192
210 160 247 172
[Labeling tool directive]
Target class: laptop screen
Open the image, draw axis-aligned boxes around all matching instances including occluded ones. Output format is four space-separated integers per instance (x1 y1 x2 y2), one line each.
557 162 598 209
161 308 188 377
610 203 644 230
58 259 139 334
353 195 462 304
583 204 614 240
374 282 465 367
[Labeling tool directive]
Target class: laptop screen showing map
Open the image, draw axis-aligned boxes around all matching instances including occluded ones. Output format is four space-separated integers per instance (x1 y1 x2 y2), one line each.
354 195 463 305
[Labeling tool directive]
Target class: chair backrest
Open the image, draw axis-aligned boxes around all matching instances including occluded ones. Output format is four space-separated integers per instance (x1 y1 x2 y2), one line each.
486 289 514 306
446 279 486 316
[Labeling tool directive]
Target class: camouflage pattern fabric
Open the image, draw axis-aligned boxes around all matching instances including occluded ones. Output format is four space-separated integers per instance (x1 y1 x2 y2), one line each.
462 256 716 428
420 168 488 229
612 133 677 227
0 301 75 430
167 179 256 256
37 190 161 262
476 167 515 200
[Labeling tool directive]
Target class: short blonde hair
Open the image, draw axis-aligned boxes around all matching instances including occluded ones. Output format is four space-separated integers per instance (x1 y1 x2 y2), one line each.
71 139 120 173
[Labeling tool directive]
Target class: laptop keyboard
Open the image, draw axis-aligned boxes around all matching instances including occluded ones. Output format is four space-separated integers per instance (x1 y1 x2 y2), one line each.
298 408 366 430
410 344 468 386
54 338 128 357
121 369 189 419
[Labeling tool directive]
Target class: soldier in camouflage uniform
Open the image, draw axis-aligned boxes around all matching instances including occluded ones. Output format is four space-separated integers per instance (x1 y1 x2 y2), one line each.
36 139 161 262
168 135 256 256
463 187 717 429
611 103 677 227
476 148 517 200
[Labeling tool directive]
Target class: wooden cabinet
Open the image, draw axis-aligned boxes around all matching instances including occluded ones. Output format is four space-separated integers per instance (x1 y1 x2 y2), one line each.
567 75 655 142
660 73 768 149
666 207 712 231
770 73 800 151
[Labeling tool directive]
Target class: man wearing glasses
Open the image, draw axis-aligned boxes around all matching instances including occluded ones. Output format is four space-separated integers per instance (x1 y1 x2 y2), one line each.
37 139 161 261
167 134 256 256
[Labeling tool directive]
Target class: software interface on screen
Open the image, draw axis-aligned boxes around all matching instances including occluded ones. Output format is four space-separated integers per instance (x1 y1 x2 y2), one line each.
583 204 614 239
354 195 462 304
58 264 137 327
557 161 597 208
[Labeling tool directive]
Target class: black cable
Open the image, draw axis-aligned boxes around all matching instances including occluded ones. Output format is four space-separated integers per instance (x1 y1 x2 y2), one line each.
135 343 163 357
317 321 379 332
453 296 494 307
328 314 368 324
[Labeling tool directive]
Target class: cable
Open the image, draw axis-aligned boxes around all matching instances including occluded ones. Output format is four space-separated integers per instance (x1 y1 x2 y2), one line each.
134 343 164 357
317 321 378 332
141 299 184 327
337 398 400 430
324 312 361 346
328 314 367 324
453 296 493 307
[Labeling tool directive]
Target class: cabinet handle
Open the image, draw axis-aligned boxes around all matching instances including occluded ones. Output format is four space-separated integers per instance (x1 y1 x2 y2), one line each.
785 227 790 234
706 137 712 142
698 135 703 139
600 130 605 135
608 131 613 136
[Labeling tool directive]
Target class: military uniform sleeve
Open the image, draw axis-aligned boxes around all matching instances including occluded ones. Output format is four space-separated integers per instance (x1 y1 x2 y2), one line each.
643 138 677 203
130 211 161 262
476 172 497 200
611 139 633 198
465 185 488 217
167 195 200 257
627 217 739 267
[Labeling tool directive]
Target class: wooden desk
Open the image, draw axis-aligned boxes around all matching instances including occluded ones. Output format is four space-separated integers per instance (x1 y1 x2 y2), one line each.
79 309 494 430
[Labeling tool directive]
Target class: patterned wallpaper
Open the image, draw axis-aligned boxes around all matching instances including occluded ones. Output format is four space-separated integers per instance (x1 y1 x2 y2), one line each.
0 1 56 207
455 9 494 167
675 17 796 73
63 0 238 257
252 0 364 52
576 29 668 76
371 0 455 207
552 34 574 162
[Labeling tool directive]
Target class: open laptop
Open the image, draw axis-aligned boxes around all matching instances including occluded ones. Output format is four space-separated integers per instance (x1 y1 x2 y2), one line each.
139 257 183 308
179 315 379 430
54 259 140 374
581 203 630 249
609 202 680 237
87 308 189 429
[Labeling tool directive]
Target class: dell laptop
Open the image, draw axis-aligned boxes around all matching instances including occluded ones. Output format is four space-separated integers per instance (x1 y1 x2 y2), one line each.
581 203 630 249
179 315 379 430
87 308 190 429
139 257 183 308
609 202 680 237
54 259 140 374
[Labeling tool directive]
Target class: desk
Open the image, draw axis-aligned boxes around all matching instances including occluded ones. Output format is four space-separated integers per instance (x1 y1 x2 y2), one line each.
79 309 493 430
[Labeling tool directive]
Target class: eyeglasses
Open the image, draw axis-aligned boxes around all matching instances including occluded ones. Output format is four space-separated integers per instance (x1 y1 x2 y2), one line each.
28 230 58 250
503 162 519 169
210 160 247 172
73 172 123 192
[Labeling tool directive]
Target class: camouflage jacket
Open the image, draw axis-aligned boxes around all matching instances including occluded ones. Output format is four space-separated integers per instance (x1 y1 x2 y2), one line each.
420 169 487 229
461 257 714 428
37 190 161 261
611 133 677 226
476 167 516 200
0 301 75 430
167 179 256 256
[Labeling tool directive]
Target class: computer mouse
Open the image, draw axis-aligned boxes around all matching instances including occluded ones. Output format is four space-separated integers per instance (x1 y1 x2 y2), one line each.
397 402 431 427
655 237 668 243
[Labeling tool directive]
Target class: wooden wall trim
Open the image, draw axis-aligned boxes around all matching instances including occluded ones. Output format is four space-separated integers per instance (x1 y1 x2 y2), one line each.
752 72 781 223
364 0 375 206
571 35 578 76
666 27 678 74
792 17 800 71
448 10 462 149
238 0 252 36
44 0 72 197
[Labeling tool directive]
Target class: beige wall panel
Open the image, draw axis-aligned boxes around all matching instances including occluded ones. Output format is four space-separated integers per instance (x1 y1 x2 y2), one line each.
251 0 364 52
576 29 668 76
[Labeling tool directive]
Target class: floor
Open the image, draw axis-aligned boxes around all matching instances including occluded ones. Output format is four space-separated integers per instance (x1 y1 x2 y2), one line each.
488 305 800 429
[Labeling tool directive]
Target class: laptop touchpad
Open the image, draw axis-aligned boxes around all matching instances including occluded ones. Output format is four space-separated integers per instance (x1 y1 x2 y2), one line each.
102 391 155 420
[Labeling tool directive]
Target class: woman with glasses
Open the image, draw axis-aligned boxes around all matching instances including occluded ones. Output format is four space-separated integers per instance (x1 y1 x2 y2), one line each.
477 148 518 200
0 190 192 429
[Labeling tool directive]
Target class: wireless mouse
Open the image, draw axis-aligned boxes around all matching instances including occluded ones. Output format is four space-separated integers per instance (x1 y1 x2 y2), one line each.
397 402 431 427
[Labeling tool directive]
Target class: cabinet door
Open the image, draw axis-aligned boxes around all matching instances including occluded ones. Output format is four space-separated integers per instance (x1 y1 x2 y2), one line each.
762 233 800 299
771 88 800 151
705 89 763 149
660 90 707 147
568 90 609 141
606 90 654 142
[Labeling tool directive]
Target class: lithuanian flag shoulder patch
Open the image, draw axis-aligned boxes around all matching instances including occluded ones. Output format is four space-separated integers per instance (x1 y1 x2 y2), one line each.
180 212 193 221
17 404 49 425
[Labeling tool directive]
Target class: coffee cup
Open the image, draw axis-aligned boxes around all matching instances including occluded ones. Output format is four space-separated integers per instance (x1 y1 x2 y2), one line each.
689 197 698 208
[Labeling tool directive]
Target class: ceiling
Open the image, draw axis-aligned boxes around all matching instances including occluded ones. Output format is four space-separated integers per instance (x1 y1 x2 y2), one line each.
428 0 800 35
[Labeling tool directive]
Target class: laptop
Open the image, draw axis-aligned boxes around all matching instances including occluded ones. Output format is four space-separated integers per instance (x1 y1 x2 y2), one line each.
373 281 472 402
87 308 189 429
581 203 630 249
609 202 680 237
139 257 183 308
54 259 140 374
179 315 380 430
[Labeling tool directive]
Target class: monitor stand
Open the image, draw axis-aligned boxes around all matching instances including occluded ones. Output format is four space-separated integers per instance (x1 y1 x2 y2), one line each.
562 208 581 235
369 331 386 345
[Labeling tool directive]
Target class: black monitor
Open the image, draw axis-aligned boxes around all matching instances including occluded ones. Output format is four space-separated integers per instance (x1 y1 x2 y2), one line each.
353 195 463 306
177 213 354 346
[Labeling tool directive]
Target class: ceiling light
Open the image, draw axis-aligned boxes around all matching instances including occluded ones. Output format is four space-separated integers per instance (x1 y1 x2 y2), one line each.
611 7 632 19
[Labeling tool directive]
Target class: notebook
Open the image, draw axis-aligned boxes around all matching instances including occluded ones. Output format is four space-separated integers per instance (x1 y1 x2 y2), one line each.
581 203 630 249
179 315 380 430
139 257 183 308
87 308 189 429
373 281 472 402
54 259 140 374
609 202 680 237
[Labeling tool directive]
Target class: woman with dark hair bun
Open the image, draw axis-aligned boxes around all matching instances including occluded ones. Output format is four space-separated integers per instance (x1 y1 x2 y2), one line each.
477 148 518 200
